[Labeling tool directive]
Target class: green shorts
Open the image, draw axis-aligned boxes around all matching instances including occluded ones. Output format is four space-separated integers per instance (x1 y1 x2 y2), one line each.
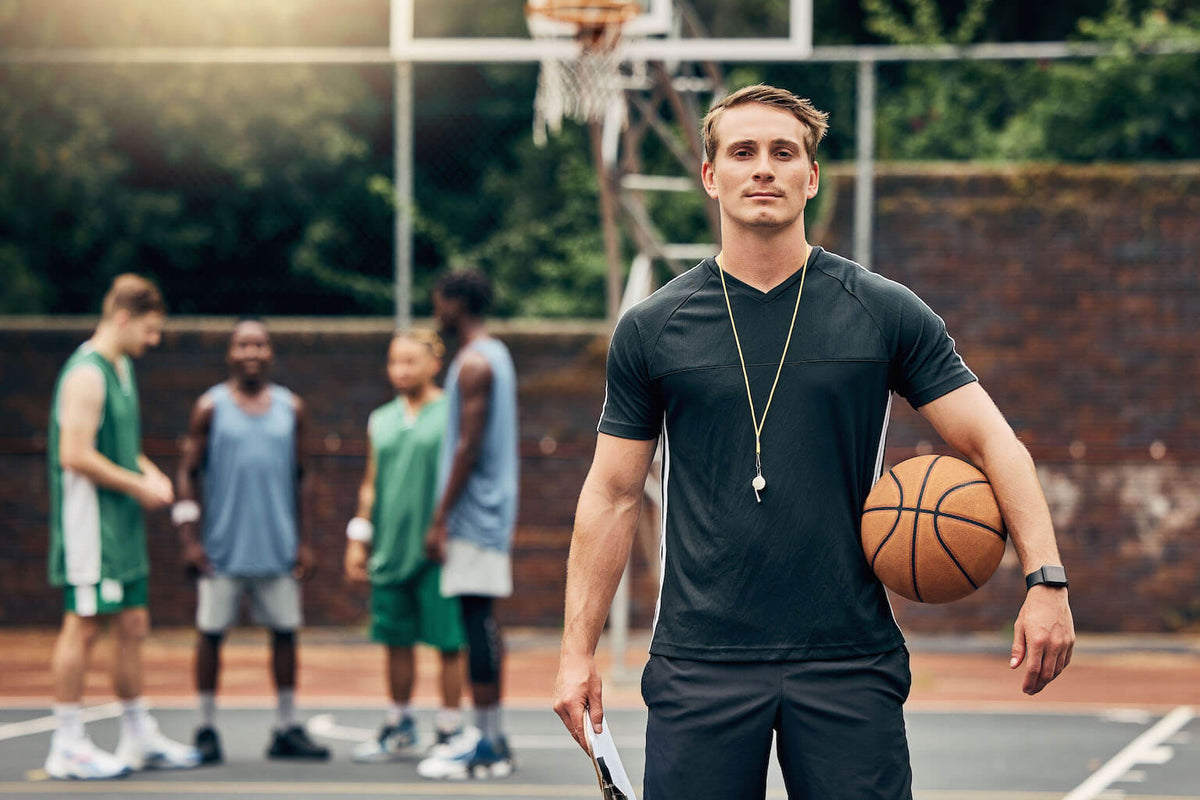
370 563 465 651
63 577 148 617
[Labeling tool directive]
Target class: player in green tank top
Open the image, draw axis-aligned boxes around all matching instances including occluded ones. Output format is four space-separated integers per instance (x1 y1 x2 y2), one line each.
344 329 466 762
44 274 201 780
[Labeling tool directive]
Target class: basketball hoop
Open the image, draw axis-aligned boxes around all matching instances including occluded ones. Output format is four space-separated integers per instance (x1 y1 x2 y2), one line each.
525 0 641 145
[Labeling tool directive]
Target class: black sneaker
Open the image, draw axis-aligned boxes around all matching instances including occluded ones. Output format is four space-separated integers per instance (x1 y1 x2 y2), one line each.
267 725 331 760
194 726 223 765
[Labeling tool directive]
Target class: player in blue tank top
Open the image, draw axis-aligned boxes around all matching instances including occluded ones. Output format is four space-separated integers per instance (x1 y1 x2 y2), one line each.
175 319 329 763
418 270 520 781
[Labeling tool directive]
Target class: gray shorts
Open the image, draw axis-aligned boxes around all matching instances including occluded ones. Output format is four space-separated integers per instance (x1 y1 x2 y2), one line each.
440 538 512 598
196 574 302 633
641 647 913 800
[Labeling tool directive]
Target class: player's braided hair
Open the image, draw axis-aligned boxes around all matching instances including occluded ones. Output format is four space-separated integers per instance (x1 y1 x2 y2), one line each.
393 327 445 360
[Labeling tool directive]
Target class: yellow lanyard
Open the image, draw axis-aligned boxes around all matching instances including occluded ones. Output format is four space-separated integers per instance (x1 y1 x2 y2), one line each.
716 248 810 502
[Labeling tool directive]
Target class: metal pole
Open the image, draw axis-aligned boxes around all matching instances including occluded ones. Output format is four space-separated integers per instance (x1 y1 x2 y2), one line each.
854 58 876 270
392 0 414 328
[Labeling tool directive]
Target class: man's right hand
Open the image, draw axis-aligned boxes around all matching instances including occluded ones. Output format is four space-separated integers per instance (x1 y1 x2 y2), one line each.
553 651 605 754
137 472 175 510
181 537 211 579
345 540 370 582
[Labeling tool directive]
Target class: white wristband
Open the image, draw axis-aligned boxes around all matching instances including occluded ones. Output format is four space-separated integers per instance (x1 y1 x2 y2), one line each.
346 517 373 543
171 500 201 526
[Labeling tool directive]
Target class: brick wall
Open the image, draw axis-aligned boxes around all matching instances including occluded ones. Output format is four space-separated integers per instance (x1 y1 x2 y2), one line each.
1 162 1197 634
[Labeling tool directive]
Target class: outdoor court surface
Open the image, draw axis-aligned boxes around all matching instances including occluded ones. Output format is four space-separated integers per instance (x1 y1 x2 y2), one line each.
2 628 1198 799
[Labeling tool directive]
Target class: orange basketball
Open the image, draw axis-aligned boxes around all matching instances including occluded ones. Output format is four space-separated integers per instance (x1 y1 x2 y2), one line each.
861 455 1007 604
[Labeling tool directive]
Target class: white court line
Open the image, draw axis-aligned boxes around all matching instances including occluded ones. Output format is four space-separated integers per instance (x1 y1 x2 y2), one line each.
0 703 121 742
1062 704 1195 800
305 713 642 750
0 783 1098 798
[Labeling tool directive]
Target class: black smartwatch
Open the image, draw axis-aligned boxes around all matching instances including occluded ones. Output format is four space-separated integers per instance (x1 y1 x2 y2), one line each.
1025 565 1069 590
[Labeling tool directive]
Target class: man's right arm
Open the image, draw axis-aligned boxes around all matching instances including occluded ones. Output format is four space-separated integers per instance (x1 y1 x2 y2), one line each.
58 365 170 509
176 396 214 576
553 433 658 753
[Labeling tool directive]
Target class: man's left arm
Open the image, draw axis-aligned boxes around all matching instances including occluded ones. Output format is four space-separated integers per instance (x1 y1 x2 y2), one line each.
292 395 316 580
425 352 492 562
919 381 1075 695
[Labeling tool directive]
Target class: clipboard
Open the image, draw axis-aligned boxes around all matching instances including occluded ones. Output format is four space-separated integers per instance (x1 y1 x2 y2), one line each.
583 712 638 800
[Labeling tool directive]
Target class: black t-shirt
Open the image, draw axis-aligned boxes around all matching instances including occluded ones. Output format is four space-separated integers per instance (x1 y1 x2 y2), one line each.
599 247 977 661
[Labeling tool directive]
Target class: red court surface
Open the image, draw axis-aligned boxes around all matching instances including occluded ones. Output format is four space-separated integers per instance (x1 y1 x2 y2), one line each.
3 627 1199 712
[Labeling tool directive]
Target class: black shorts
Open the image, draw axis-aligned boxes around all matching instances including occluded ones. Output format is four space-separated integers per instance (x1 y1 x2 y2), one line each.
641 647 913 800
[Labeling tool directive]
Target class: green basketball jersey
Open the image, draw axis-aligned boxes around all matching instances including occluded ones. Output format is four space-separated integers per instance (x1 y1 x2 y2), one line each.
47 345 148 587
367 394 447 585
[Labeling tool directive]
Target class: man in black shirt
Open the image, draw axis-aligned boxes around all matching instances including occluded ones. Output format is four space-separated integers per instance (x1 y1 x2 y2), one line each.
554 84 1075 799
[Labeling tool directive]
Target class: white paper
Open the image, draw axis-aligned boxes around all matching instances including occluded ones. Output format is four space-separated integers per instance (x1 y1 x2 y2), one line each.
583 713 638 800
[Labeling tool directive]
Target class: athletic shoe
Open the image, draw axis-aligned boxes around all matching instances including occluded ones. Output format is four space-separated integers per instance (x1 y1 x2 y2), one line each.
44 735 132 780
352 717 418 763
194 726 223 765
115 716 202 770
416 727 515 780
267 725 331 760
434 726 463 747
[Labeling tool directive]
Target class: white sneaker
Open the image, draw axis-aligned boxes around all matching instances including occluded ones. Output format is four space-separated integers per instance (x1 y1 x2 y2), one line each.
116 716 202 770
353 717 419 763
44 735 132 780
416 727 514 780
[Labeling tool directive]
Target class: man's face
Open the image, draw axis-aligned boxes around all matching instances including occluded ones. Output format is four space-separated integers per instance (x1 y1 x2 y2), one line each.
227 321 273 381
432 290 460 334
119 311 165 358
387 336 439 395
701 103 820 233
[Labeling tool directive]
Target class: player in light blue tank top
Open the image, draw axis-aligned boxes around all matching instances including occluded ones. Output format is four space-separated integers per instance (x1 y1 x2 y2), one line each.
439 336 519 556
418 270 519 781
199 382 297 574
176 319 328 763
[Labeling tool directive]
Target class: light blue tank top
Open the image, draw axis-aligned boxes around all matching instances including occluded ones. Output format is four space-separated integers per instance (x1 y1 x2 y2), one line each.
439 338 519 552
201 383 298 576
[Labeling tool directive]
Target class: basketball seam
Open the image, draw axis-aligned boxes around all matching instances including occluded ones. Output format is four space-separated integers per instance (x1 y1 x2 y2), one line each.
931 511 979 590
869 469 905 568
932 479 1007 539
910 456 942 603
863 506 1006 540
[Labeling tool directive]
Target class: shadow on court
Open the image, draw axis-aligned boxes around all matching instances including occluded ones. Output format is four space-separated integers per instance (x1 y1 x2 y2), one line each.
0 628 1198 798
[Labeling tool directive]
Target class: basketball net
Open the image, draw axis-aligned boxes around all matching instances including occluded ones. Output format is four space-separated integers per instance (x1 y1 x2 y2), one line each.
525 0 641 146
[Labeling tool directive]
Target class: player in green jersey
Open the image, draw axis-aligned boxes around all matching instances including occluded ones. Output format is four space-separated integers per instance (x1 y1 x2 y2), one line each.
45 274 201 780
345 329 466 762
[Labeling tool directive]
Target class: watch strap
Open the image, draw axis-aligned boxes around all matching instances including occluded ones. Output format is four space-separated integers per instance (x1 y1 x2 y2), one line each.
1025 565 1069 590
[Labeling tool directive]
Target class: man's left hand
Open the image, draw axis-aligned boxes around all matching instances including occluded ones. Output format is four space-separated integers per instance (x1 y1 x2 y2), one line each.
293 542 317 581
1010 586 1075 695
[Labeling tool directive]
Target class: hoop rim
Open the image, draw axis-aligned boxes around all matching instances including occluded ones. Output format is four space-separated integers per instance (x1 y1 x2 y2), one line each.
524 0 642 28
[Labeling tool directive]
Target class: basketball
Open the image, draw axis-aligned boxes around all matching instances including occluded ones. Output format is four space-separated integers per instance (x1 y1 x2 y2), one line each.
861 455 1007 604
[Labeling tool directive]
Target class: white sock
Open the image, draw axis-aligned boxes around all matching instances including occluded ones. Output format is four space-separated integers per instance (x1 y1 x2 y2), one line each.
276 688 296 730
120 697 150 738
435 708 462 734
199 691 217 728
475 706 503 742
52 703 84 741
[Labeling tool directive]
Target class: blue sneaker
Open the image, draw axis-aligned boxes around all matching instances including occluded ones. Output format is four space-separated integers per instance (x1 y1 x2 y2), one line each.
416 727 514 780
352 717 418 763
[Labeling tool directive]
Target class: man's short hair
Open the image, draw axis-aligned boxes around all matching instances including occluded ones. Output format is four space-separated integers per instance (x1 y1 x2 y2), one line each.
393 327 445 360
702 84 830 164
434 269 494 316
101 274 166 319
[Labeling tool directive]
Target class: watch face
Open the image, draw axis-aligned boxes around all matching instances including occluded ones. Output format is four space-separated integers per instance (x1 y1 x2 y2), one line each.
1042 565 1068 585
